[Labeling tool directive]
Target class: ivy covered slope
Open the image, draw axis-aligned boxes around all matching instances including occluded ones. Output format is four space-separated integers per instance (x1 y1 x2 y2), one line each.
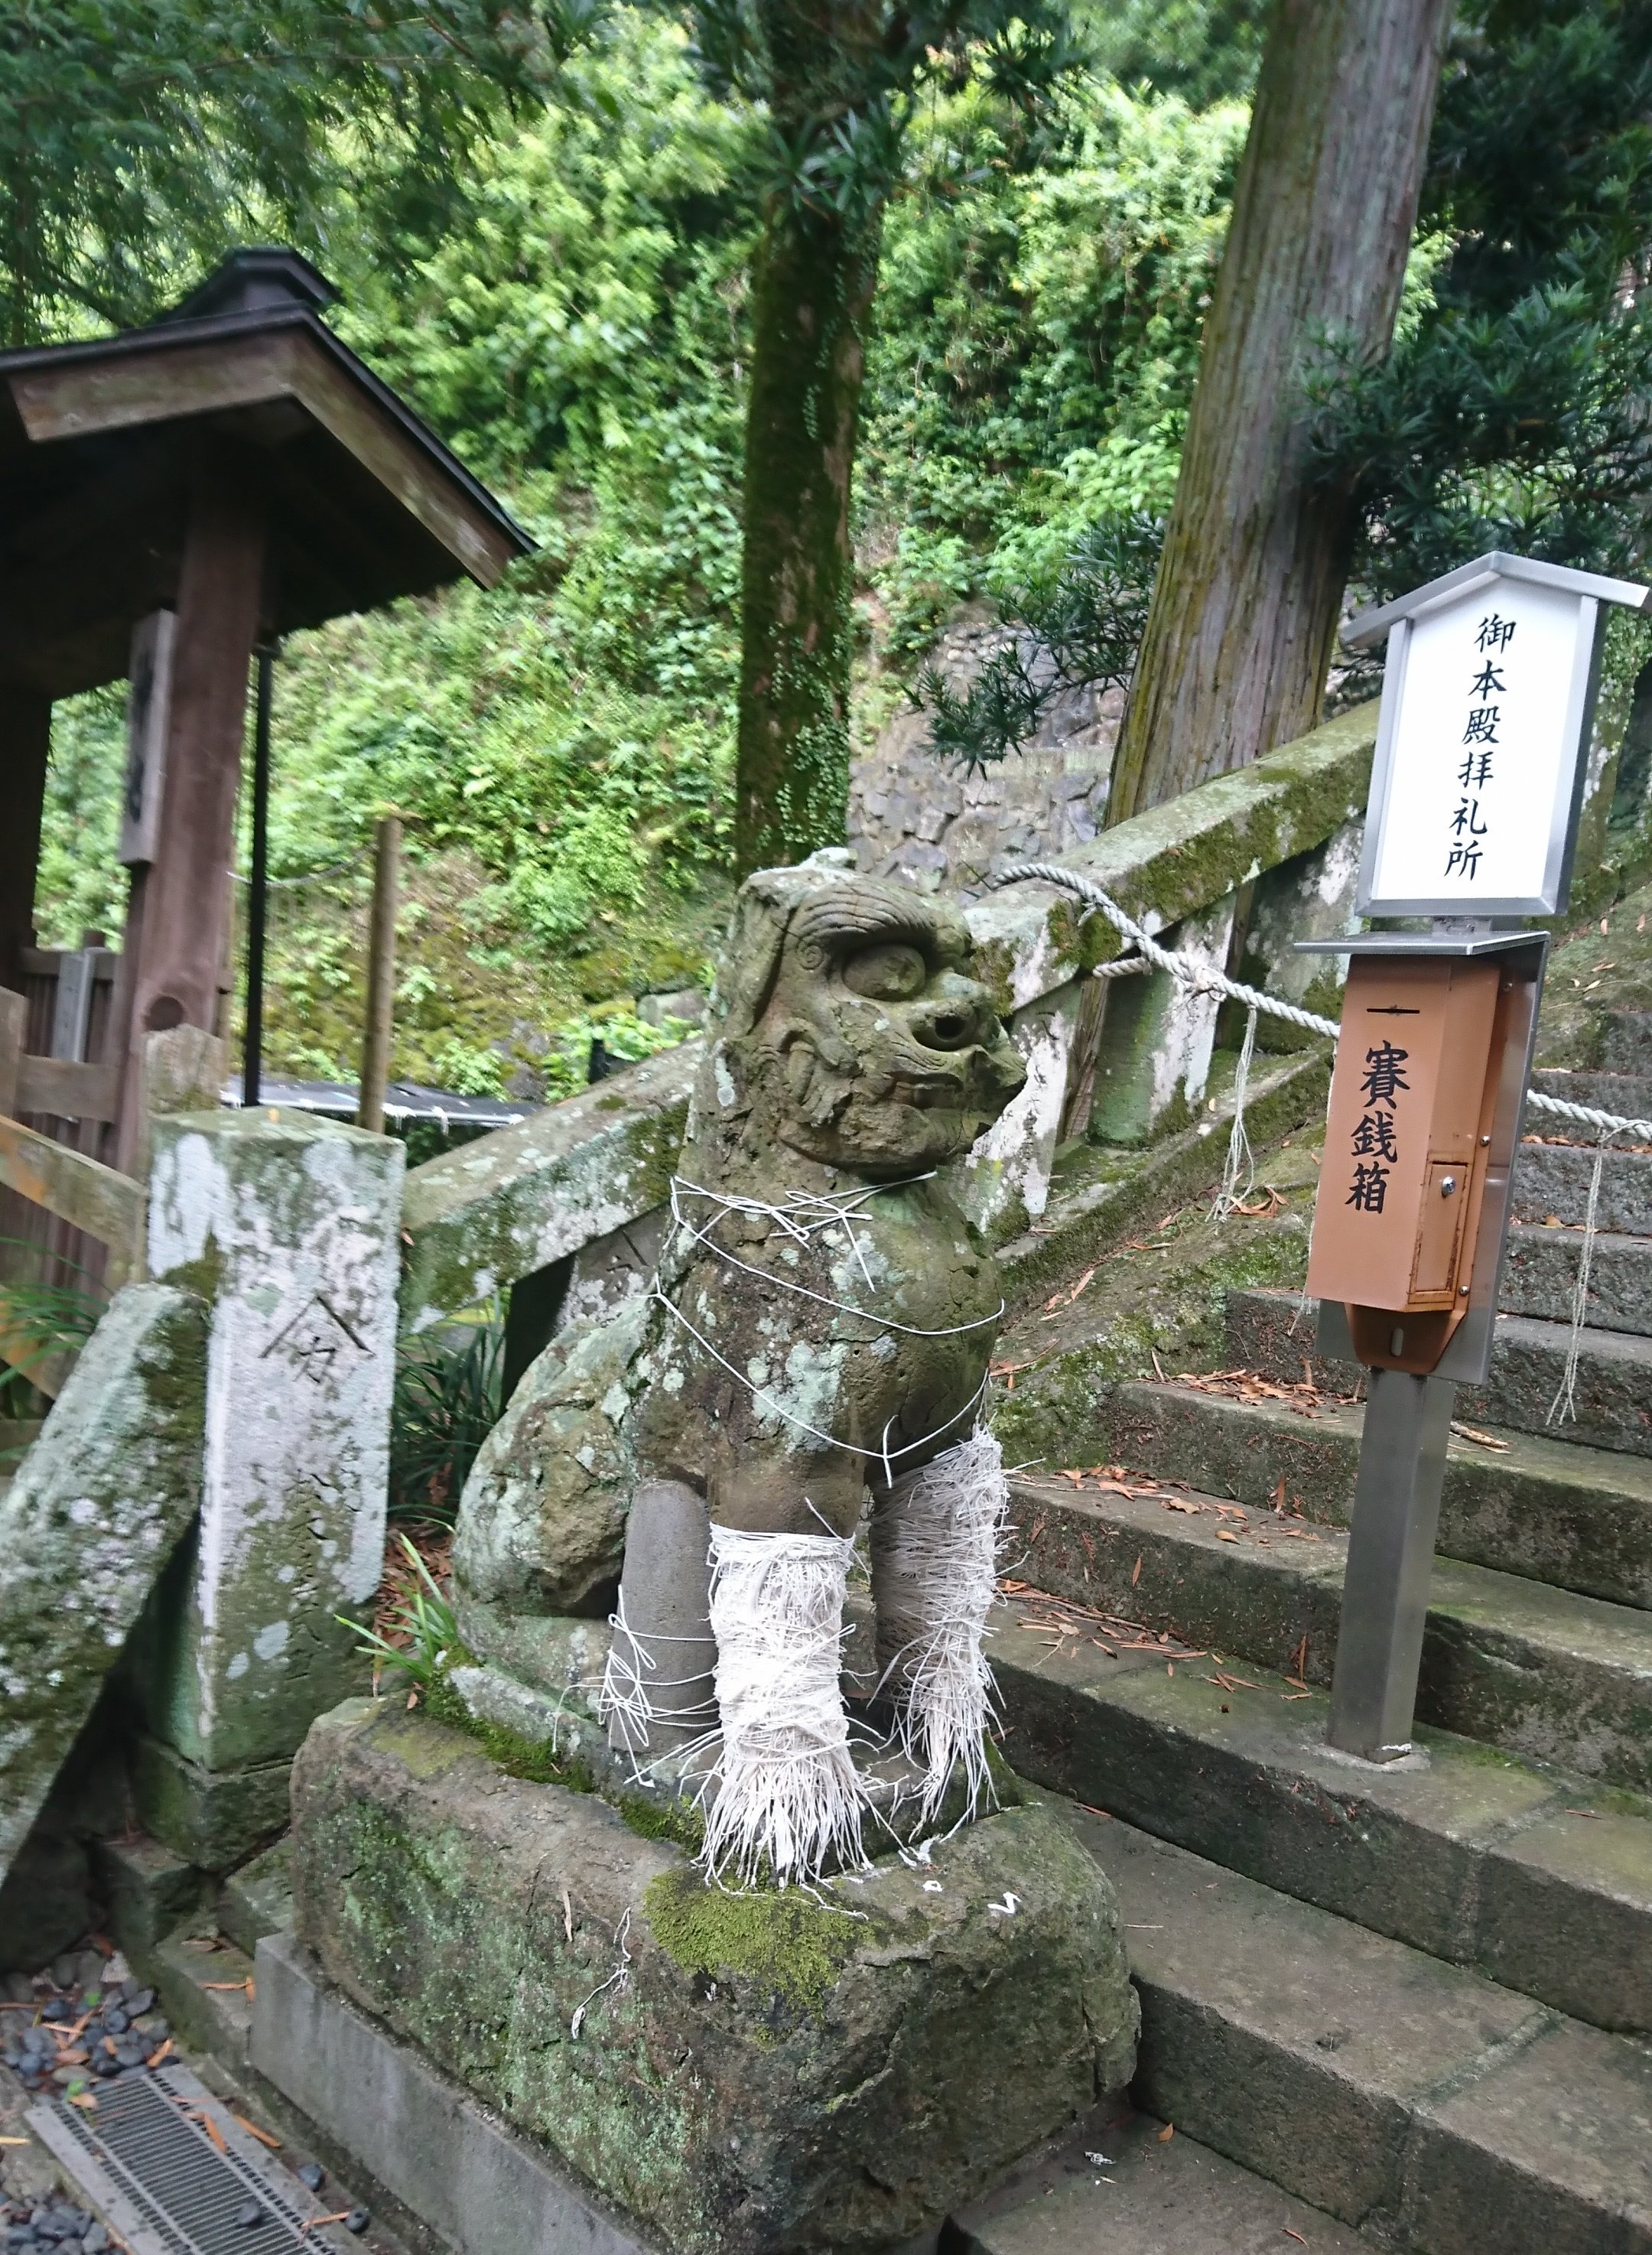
36 13 1246 1092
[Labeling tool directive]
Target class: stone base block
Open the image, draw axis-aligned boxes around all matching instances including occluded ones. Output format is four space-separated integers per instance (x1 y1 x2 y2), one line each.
92 1833 214 1975
290 1698 1139 2255
133 1734 291 1873
253 1929 653 2255
217 1836 294 1958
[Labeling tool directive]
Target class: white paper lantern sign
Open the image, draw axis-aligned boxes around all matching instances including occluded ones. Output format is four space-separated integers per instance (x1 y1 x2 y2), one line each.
1346 552 1650 919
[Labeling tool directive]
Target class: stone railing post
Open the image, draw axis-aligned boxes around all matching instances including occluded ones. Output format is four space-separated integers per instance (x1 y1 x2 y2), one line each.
133 1108 404 1870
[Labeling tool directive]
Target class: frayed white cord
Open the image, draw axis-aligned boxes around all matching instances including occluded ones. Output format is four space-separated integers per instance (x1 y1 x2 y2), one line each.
698 1524 868 1889
569 1908 631 2038
873 1430 1009 1828
1546 1140 1608 1427
597 1590 718 1762
1211 1006 1259 1223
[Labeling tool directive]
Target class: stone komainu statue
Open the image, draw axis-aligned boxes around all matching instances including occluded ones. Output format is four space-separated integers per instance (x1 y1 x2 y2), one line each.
452 853 1027 1882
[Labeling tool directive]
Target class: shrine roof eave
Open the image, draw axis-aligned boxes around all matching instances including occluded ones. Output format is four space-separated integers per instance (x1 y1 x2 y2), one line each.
0 303 533 695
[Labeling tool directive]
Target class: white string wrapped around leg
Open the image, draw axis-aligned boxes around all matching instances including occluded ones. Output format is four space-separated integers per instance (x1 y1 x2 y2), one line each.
872 1429 1009 1827
698 1524 867 1888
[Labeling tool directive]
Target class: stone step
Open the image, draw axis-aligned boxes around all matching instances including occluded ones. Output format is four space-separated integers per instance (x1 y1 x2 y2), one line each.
1225 1287 1652 1457
1501 1220 1652 1334
1602 1010 1652 1077
1007 1476 1652 1793
991 1596 1652 2037
1512 1137 1652 1235
952 2106 1372 2253
1532 1064 1652 1128
1066 1812 1652 2255
1101 1378 1652 1609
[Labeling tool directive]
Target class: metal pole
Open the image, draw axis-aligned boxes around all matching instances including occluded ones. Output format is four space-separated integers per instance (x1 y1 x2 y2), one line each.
358 815 401 1133
1327 1365 1455 1760
242 644 274 1108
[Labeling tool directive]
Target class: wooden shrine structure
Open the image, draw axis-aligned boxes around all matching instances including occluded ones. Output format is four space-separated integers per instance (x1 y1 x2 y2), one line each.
0 246 529 1335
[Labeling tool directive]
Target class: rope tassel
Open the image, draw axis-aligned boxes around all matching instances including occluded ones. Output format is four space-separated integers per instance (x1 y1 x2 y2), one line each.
698 1524 868 1888
873 1430 1010 1827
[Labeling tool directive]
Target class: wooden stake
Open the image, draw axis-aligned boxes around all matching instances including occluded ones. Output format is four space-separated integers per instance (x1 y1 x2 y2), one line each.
358 816 401 1134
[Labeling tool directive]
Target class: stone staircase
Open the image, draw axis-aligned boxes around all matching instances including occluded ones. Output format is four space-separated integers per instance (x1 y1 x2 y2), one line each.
984 1010 1652 2252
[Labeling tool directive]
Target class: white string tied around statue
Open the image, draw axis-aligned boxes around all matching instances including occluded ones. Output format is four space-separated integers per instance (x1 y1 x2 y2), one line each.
698 1522 870 1889
872 1429 1010 1828
653 1176 1000 1488
989 863 1652 1149
636 1176 1014 1874
668 1177 1006 1338
599 1588 719 1773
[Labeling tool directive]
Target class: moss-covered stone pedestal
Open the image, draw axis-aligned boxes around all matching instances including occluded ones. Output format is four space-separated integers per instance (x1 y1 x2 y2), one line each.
290 1698 1138 2255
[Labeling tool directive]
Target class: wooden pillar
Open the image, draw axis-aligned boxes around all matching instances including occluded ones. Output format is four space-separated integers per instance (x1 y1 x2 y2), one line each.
0 688 50 998
357 815 401 1133
115 453 265 1168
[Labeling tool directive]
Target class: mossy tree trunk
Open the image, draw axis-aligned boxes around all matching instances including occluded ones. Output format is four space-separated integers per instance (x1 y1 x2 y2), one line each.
734 206 878 877
1107 0 1454 828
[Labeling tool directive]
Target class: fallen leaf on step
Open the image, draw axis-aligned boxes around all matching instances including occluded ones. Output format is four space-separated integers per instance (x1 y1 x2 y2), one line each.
1157 2123 1175 2143
1450 1421 1510 1450
1130 1555 1142 1586
1216 1529 1241 1544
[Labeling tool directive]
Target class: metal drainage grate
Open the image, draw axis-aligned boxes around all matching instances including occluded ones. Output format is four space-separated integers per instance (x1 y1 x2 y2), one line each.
27 2065 350 2255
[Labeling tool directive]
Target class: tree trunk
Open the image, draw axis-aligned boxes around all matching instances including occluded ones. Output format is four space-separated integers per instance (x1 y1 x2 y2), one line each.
733 208 877 877
1107 0 1454 827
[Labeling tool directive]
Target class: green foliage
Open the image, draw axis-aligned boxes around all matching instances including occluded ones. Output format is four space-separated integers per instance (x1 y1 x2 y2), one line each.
916 512 1159 772
1083 0 1266 108
1308 0 1652 599
352 1534 463 1688
861 74 1244 625
28 32 1254 1068
0 0 587 347
389 1313 505 1527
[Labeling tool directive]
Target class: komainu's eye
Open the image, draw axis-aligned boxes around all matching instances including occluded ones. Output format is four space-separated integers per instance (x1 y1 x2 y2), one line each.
843 941 928 1001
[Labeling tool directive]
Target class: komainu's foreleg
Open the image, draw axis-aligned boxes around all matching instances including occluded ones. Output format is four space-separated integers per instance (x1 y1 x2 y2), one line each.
871 1428 1008 1826
697 1523 867 1886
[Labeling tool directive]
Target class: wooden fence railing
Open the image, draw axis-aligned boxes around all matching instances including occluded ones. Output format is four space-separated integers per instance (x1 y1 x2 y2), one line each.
0 994 223 1396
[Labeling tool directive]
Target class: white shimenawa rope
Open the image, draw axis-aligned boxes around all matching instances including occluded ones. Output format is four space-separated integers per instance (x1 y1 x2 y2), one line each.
698 1523 867 1888
873 1429 1010 1827
990 863 1652 1143
1546 1140 1610 1428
